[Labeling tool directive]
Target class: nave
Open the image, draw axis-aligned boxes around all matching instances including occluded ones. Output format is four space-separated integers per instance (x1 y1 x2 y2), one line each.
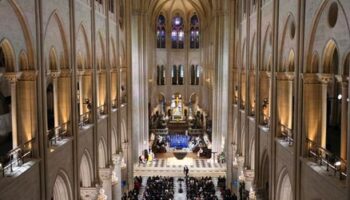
122 175 237 200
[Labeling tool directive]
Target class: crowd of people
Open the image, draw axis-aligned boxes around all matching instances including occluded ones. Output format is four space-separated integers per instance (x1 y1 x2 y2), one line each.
121 176 143 200
217 177 238 200
143 176 174 200
185 176 218 200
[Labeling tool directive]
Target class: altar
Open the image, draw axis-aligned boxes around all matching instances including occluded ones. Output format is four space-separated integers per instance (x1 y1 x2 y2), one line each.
170 94 184 120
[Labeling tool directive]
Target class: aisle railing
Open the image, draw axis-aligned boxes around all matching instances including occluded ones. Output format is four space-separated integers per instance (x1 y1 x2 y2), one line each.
47 121 70 147
306 138 347 180
0 138 35 177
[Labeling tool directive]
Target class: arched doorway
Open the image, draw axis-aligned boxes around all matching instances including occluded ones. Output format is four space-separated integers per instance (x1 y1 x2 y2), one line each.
277 170 293 200
52 172 72 200
0 44 13 158
260 153 270 200
80 151 93 188
249 139 255 170
98 139 107 168
323 40 341 156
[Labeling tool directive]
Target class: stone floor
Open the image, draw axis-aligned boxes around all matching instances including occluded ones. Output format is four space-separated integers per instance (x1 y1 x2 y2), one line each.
134 157 226 177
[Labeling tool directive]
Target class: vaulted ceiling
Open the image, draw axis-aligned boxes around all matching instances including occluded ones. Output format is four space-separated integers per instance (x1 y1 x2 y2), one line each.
134 0 215 26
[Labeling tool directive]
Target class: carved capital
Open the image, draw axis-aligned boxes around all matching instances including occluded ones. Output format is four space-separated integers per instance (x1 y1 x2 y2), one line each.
317 73 333 84
260 71 271 79
301 73 319 84
60 69 72 77
3 72 22 83
49 71 61 79
20 71 38 81
276 72 295 81
99 168 112 181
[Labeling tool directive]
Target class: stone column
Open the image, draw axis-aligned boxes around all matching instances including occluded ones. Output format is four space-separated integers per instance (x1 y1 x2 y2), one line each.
340 81 348 160
99 167 112 200
112 155 122 200
4 73 21 153
78 72 84 116
51 72 60 137
318 74 332 149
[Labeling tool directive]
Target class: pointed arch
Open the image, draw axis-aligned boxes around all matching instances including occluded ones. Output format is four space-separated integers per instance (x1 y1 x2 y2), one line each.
262 25 272 71
49 47 58 71
98 138 107 168
80 150 94 187
276 167 293 200
76 23 91 69
111 127 118 154
96 31 106 70
279 13 296 71
8 0 34 69
0 39 16 72
322 39 339 74
306 0 350 70
110 37 117 68
52 170 73 200
44 11 69 70
19 50 29 71
250 33 257 70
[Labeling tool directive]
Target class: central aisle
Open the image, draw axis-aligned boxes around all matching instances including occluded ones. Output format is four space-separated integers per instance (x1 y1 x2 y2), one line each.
174 177 187 200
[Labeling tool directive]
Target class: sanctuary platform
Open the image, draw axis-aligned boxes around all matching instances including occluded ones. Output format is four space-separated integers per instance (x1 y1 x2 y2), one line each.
134 155 226 177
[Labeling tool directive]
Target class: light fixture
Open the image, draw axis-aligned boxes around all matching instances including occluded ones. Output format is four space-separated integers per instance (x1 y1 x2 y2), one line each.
338 94 342 100
335 161 341 167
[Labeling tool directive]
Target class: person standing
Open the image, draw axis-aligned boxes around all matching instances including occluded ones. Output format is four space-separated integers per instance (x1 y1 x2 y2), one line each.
184 165 189 176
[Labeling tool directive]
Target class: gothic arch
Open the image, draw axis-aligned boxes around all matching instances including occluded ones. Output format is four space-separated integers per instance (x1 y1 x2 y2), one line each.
119 42 125 67
322 39 339 74
52 170 73 200
259 149 270 199
98 138 107 168
7 0 35 69
19 50 29 71
76 23 91 69
262 25 272 71
250 33 257 70
0 39 16 72
310 51 320 73
306 0 350 70
276 168 293 200
44 11 69 70
49 47 58 71
96 31 106 70
110 37 117 68
80 150 94 187
241 39 247 69
279 13 296 70
111 127 118 154
249 137 255 170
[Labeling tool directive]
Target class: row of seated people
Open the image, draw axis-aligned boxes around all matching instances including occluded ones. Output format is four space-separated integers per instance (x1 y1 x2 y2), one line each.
121 176 142 200
143 176 174 200
217 177 238 200
221 189 238 200
186 176 218 200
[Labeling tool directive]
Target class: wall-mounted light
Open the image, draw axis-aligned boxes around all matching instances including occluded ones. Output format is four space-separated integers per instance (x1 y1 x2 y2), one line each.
338 94 342 100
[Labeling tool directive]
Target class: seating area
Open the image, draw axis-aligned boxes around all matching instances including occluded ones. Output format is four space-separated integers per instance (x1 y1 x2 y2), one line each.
185 176 218 200
143 176 174 200
121 176 142 200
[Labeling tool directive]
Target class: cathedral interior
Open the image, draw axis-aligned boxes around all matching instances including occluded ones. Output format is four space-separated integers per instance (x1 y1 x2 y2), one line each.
0 0 349 199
